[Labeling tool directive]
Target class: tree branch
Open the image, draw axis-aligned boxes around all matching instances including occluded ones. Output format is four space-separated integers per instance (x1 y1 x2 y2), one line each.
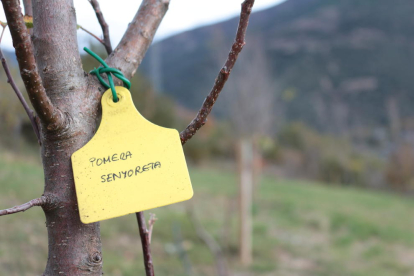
136 212 155 276
88 0 112 55
78 25 105 45
0 196 48 216
0 25 39 142
22 0 33 16
0 47 40 143
105 0 170 80
180 0 255 145
1 0 64 129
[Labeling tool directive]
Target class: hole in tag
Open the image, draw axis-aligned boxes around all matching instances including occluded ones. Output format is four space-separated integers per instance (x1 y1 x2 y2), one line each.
107 92 123 107
114 93 122 103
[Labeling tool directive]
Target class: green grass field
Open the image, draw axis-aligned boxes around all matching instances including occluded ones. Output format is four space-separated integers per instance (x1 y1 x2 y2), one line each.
1 149 414 276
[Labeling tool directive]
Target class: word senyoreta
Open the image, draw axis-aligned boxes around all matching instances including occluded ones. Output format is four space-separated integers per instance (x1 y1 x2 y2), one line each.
100 161 161 183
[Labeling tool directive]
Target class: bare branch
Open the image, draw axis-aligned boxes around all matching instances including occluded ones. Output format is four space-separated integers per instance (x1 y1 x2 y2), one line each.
180 0 255 145
0 47 40 143
105 0 170 80
0 25 39 142
88 0 112 55
1 0 64 129
78 25 105 45
0 196 48 216
0 23 6 42
148 213 157 243
136 212 155 276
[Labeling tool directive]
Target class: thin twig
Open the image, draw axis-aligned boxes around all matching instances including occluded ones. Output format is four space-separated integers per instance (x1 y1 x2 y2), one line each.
0 196 47 216
1 0 64 129
180 0 255 145
188 207 229 276
0 25 40 143
88 0 112 55
136 212 155 276
0 47 40 143
79 25 105 45
148 213 157 244
0 25 5 42
105 0 170 80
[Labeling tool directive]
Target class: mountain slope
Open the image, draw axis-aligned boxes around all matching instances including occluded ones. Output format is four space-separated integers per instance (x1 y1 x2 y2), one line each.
140 0 414 133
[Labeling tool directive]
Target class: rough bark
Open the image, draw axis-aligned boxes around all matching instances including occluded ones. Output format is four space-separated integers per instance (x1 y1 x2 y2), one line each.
105 0 170 80
32 0 86 95
32 0 103 274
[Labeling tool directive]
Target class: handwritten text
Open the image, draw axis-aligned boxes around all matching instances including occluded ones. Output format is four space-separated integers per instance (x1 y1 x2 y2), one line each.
100 161 161 183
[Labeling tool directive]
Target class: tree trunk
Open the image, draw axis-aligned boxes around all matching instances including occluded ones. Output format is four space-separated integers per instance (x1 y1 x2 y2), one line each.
41 108 103 275
29 0 104 273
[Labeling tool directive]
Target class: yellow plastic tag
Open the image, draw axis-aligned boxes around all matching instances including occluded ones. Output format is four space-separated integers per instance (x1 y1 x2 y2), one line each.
71 87 193 224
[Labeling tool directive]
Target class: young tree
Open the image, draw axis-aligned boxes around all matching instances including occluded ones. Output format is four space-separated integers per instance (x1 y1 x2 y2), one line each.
226 45 275 265
0 0 255 275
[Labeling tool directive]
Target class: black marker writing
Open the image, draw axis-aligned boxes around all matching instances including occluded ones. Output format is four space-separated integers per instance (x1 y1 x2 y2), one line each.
90 151 132 167
101 161 161 183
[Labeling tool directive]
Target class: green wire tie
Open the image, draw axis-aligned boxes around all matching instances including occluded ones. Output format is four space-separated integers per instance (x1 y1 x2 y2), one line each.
84 47 131 102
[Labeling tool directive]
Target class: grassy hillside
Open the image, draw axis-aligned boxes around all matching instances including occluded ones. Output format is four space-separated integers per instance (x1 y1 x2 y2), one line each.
0 149 414 275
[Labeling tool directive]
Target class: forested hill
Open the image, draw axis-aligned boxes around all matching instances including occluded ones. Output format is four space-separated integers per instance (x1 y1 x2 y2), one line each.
139 0 414 133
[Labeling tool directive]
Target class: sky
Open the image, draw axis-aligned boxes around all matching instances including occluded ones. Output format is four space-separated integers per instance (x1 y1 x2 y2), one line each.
0 0 284 50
